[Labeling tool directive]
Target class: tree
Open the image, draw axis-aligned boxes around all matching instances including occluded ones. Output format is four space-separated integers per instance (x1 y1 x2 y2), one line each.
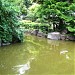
0 0 23 44
27 3 40 21
34 0 75 35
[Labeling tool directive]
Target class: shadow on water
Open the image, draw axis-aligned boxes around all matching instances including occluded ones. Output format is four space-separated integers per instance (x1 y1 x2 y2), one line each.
0 34 75 75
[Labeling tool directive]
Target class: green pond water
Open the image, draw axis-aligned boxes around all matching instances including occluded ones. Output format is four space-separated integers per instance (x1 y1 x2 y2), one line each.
0 34 75 75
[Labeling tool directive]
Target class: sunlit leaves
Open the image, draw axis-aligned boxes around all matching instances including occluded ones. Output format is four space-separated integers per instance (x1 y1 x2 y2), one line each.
67 27 75 32
33 0 75 35
69 3 75 11
0 0 23 43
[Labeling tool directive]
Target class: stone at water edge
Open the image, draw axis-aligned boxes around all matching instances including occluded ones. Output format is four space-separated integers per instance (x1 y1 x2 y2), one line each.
47 32 61 40
60 34 66 40
31 29 39 36
66 35 75 41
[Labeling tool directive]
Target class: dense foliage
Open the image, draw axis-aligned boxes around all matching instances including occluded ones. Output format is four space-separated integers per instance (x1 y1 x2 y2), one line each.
29 0 75 35
1 0 75 44
20 20 50 33
0 0 23 44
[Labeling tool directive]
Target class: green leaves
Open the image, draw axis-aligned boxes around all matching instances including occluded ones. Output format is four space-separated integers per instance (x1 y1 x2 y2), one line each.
67 27 75 32
0 0 23 43
34 0 75 34
69 3 75 11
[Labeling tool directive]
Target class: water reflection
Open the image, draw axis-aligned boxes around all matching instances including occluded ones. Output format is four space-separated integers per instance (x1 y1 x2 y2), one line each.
60 50 70 60
13 56 35 75
14 61 30 75
0 35 74 75
60 50 68 55
66 54 69 59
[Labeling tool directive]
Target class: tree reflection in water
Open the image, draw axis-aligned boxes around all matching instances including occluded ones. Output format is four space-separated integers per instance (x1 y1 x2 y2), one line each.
13 57 35 75
16 61 30 74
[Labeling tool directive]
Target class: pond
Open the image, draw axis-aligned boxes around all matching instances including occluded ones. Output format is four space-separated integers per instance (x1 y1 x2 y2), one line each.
0 34 75 75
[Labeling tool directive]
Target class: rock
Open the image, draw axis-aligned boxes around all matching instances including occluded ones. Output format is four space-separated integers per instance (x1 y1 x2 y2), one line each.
61 29 68 34
2 43 10 46
66 35 75 41
0 39 10 46
31 29 39 36
37 31 44 37
60 34 75 41
60 34 66 40
42 33 47 38
47 32 60 40
31 30 35 35
37 31 47 38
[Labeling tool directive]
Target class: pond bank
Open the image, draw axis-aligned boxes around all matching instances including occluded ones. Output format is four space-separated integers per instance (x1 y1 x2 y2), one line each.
25 29 75 41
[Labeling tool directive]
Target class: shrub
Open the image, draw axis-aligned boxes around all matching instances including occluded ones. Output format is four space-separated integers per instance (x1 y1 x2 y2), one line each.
0 0 23 44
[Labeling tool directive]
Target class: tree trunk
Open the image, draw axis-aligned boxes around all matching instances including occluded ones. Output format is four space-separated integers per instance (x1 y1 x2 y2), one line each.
58 19 64 32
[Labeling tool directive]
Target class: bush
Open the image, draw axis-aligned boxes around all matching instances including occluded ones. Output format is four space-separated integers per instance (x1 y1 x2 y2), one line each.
20 20 50 33
0 0 23 44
